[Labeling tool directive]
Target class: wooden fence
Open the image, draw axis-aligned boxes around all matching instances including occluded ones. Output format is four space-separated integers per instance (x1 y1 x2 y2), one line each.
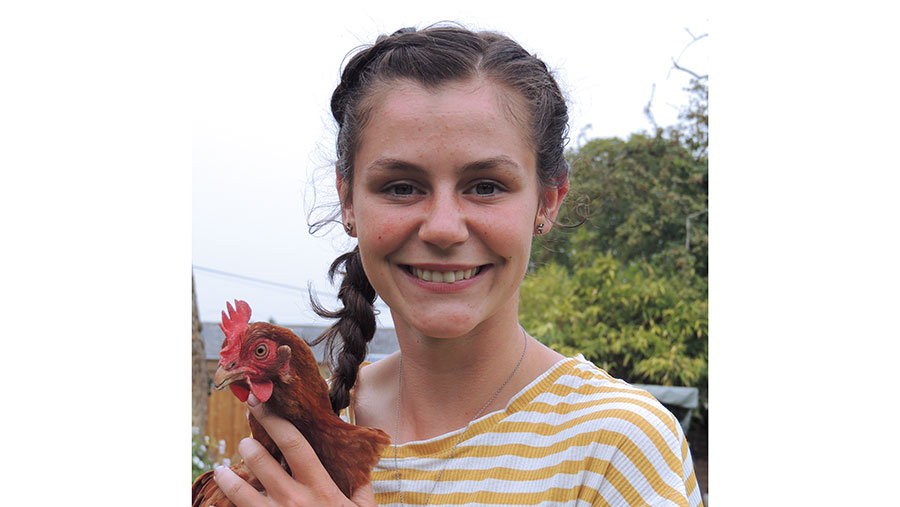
204 387 251 461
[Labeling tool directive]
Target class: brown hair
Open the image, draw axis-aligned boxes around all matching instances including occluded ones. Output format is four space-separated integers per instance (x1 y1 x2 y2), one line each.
312 24 569 414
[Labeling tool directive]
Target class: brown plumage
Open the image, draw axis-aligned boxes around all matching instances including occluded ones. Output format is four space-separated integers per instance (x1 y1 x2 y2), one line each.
192 300 390 506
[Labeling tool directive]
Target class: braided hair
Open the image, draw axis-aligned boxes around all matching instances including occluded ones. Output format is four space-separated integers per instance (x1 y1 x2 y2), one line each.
309 246 376 414
313 24 569 414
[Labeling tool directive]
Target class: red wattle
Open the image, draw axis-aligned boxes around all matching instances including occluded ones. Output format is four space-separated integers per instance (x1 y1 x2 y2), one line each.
229 383 250 402
249 379 274 403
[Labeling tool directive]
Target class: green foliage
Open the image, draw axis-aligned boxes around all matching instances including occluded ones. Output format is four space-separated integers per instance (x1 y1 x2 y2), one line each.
520 253 707 388
533 78 708 278
675 77 708 159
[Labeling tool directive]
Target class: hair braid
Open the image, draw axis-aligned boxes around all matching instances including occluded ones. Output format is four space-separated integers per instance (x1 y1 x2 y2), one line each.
310 246 377 414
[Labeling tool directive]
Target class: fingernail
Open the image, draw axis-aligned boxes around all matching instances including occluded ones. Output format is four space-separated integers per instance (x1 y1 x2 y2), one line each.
247 393 260 407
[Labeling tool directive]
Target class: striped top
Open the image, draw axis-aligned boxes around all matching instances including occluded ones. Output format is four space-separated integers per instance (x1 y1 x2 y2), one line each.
342 356 703 506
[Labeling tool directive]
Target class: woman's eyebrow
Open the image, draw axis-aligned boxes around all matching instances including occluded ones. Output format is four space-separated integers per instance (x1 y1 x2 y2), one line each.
363 158 424 174
460 156 522 173
365 156 522 173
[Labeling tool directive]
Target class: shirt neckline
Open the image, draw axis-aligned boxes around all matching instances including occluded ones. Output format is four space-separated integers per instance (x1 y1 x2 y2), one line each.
389 356 581 458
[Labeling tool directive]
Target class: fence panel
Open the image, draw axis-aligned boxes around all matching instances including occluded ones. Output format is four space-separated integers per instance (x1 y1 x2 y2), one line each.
205 388 251 461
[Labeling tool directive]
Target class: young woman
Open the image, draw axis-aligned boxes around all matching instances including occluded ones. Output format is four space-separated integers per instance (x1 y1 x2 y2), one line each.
214 25 703 507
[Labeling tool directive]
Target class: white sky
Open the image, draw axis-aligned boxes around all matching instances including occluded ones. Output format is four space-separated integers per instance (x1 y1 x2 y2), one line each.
192 1 709 325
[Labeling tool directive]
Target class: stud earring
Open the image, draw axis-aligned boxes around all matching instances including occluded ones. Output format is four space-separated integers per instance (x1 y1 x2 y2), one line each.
344 222 353 234
536 223 545 235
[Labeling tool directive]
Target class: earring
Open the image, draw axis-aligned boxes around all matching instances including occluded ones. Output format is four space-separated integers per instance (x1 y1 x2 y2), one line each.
344 222 353 234
536 223 545 235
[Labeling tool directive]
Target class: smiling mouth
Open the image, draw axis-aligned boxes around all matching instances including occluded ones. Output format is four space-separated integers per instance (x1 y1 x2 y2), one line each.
405 265 484 283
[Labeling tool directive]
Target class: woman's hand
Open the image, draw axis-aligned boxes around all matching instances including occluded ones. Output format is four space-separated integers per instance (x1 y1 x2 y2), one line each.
213 394 377 507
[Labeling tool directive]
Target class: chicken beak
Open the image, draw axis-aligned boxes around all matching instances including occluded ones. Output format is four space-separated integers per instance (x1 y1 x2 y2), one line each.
213 364 246 390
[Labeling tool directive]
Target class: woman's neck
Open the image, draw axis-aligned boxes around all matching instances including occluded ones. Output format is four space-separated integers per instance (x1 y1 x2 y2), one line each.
395 321 560 442
352 317 564 444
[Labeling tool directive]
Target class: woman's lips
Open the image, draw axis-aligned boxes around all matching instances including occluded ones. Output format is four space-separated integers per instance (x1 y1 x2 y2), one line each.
404 265 485 283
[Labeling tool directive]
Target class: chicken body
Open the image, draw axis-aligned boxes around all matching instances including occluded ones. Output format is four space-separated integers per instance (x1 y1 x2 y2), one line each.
192 302 390 506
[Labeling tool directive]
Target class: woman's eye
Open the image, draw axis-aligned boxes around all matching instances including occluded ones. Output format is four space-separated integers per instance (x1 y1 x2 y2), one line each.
389 183 415 196
474 182 497 195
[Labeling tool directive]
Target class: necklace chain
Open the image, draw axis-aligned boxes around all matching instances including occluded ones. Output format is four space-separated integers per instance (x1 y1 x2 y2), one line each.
393 329 528 506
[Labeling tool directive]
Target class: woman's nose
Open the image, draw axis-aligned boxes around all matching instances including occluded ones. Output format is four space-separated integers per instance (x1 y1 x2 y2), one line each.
418 192 469 249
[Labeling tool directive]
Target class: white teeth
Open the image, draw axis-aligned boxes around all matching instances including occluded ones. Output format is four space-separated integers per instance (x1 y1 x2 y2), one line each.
411 267 480 283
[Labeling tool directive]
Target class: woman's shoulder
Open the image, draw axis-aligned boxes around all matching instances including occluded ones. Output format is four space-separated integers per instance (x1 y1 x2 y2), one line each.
499 356 701 506
520 354 664 403
339 354 399 427
515 355 685 440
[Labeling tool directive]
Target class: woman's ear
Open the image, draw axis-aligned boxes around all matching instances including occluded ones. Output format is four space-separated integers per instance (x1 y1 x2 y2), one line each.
536 179 569 233
336 170 355 236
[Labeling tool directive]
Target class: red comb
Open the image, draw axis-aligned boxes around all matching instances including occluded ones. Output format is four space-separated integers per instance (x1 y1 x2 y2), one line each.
219 299 251 357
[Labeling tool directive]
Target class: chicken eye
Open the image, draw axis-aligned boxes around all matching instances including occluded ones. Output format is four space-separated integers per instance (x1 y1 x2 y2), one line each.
254 344 268 359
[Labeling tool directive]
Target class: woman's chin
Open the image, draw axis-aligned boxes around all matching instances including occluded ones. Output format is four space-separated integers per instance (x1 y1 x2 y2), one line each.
398 313 480 340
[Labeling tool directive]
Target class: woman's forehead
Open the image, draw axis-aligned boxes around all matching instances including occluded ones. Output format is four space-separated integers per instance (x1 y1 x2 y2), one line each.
359 77 534 152
369 78 502 118
357 84 532 167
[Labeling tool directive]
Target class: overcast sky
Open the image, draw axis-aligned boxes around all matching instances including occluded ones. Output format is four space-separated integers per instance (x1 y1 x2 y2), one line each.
192 1 709 325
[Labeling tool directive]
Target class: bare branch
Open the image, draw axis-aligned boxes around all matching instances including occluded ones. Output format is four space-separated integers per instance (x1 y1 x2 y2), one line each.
685 29 708 43
643 83 660 132
667 29 709 80
671 58 707 80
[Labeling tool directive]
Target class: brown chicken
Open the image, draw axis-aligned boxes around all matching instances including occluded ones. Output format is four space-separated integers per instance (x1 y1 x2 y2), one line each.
192 300 390 506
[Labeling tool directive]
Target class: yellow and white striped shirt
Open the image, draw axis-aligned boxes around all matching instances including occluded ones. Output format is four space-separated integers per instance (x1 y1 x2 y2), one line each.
345 356 703 506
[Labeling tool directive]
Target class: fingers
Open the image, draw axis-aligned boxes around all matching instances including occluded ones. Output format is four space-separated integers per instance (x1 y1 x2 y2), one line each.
245 394 343 500
213 464 268 506
236 437 296 502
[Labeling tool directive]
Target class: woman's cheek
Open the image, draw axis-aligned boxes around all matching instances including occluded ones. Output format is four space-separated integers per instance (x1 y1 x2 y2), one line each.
368 215 405 246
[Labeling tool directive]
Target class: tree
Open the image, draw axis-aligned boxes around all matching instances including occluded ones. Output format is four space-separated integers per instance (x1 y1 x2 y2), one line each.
533 71 708 272
520 253 707 388
532 136 707 277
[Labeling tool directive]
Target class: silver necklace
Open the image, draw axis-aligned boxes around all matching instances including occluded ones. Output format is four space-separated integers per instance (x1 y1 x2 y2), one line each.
393 329 528 506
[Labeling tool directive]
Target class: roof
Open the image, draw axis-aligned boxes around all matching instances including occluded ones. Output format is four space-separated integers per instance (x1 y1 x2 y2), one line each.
201 322 400 363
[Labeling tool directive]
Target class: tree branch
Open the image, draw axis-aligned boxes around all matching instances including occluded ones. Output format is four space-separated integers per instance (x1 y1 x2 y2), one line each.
643 83 660 132
671 58 707 80
667 29 709 80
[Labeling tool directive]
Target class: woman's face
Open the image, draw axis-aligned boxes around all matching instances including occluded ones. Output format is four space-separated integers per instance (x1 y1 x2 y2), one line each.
340 78 566 339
